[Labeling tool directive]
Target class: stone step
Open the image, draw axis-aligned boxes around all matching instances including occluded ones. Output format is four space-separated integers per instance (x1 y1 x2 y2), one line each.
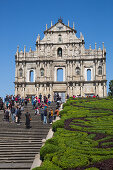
0 141 42 145
0 152 38 155
0 102 57 169
0 162 32 169
0 159 34 163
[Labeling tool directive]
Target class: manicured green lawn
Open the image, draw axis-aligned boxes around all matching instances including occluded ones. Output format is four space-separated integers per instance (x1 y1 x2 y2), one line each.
33 97 113 170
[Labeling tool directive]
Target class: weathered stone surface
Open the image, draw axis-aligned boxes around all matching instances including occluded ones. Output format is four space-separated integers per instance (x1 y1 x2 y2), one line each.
15 19 107 99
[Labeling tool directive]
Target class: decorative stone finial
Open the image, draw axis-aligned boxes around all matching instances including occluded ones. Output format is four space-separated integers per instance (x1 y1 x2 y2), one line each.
89 44 91 49
58 17 63 23
29 47 32 52
73 22 75 29
98 47 101 51
17 45 19 52
46 24 47 30
68 20 69 27
102 42 104 49
24 45 26 58
51 21 52 27
20 49 23 54
95 43 97 49
80 32 84 40
36 34 40 42
24 45 26 52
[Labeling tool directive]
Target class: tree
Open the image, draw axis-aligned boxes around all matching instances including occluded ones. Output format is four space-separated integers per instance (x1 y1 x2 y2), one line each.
109 80 113 96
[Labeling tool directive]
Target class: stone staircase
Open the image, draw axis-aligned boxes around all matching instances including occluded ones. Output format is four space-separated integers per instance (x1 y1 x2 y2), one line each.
0 102 57 170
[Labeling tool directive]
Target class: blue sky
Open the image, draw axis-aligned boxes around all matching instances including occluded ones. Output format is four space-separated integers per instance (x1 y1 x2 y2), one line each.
0 0 113 98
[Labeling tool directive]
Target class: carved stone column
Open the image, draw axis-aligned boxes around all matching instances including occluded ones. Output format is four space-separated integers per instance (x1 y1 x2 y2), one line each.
95 60 98 80
22 84 25 98
80 83 83 97
15 63 18 82
50 62 52 81
70 61 72 81
44 62 47 81
73 83 75 95
72 61 75 80
44 84 47 95
95 83 99 96
36 84 39 97
80 60 83 80
15 84 18 96
103 82 107 97
50 84 53 101
67 61 69 81
37 62 40 81
67 83 70 95
103 59 106 79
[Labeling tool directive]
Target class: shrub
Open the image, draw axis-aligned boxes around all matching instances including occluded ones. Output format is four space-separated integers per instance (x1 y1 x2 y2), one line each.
32 160 62 170
85 168 99 170
40 144 58 161
52 119 65 132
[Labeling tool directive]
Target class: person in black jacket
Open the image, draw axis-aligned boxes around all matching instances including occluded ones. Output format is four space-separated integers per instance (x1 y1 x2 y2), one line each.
16 107 21 125
11 106 15 122
25 112 31 128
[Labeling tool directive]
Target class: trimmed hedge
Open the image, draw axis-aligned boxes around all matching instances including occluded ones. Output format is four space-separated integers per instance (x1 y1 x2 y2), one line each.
33 98 113 169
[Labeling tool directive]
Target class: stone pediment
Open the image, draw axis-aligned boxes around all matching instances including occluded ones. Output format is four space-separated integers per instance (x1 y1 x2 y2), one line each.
44 21 77 33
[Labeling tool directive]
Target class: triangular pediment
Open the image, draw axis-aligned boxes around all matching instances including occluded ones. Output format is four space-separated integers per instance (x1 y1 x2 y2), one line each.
44 21 77 33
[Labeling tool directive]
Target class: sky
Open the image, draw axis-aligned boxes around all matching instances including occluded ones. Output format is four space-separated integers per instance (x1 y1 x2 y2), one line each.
0 0 113 98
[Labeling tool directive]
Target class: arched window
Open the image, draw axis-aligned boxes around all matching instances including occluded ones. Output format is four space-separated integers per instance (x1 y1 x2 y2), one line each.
76 67 80 75
57 68 63 81
19 68 23 77
98 66 102 75
87 69 91 81
40 68 44 76
57 48 62 57
29 70 34 82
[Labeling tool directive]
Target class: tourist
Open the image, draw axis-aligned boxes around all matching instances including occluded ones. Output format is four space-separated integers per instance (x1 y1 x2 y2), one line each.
11 106 16 122
16 107 21 125
39 93 42 102
51 109 53 123
40 106 44 121
43 109 47 124
25 98 28 106
48 110 52 124
48 94 50 99
25 112 31 128
35 107 39 115
5 107 11 122
67 94 69 99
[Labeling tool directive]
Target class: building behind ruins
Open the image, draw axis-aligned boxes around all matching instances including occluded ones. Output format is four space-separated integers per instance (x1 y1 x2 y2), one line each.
15 19 107 101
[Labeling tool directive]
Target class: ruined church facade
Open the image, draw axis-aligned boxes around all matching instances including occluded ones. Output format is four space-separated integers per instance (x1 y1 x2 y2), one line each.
15 19 107 100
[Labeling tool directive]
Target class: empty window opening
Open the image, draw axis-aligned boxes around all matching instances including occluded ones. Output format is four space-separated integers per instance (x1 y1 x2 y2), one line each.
87 69 91 81
57 68 63 81
29 70 34 82
98 66 102 75
57 48 62 57
40 68 44 76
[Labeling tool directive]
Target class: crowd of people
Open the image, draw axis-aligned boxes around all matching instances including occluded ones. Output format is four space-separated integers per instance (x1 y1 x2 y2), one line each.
0 93 61 129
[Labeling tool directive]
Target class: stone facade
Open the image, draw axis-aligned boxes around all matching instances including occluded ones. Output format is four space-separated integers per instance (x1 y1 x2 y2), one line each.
15 19 107 101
